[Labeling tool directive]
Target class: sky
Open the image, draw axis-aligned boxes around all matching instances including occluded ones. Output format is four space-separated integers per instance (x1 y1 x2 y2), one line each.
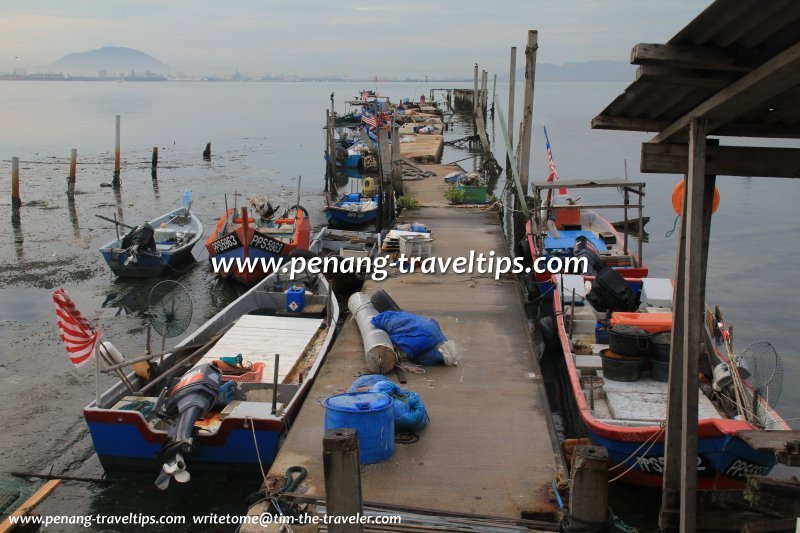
0 0 712 77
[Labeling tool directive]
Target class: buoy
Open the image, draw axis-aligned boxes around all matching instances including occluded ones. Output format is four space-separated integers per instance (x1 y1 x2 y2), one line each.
100 341 125 364
672 180 720 216
362 177 376 197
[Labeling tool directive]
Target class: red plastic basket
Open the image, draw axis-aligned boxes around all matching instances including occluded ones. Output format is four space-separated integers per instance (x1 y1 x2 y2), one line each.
221 362 265 383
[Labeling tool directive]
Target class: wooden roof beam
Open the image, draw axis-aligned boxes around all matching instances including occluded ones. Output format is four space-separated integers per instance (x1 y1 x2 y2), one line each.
641 142 800 178
636 65 740 90
592 114 800 138
650 40 800 143
631 43 765 72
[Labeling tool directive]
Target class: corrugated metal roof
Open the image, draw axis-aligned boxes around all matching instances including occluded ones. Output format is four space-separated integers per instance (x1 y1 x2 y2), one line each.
593 0 800 138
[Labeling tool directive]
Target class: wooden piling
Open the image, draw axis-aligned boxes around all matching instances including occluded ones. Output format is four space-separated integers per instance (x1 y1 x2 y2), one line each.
517 30 539 198
203 142 211 160
507 47 517 176
323 428 363 533
113 115 121 187
68 148 77 182
473 63 479 114
11 156 20 208
569 445 609 526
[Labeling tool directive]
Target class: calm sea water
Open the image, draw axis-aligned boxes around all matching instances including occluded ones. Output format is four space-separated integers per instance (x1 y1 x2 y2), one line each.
0 80 797 530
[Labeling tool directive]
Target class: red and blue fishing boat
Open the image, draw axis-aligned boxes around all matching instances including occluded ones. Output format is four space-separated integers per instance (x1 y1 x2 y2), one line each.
205 199 310 286
551 271 790 489
82 271 338 486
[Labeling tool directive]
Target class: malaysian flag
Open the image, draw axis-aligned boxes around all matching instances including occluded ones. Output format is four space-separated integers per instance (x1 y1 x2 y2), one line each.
362 109 377 129
53 288 100 368
544 126 567 195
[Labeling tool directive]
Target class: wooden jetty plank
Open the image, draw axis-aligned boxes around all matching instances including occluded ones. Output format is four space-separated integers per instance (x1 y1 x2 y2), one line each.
244 165 565 530
399 134 444 163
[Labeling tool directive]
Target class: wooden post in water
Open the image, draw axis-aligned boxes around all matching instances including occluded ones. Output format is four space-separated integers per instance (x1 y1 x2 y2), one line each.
112 115 121 187
151 146 158 178
11 157 20 208
323 428 363 533
481 70 488 117
507 46 517 177
473 63 479 115
68 149 77 183
569 445 609 526
491 74 497 118
517 30 539 199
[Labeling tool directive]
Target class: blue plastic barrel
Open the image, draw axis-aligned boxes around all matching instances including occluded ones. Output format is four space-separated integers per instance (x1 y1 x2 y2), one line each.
286 285 305 313
324 392 395 464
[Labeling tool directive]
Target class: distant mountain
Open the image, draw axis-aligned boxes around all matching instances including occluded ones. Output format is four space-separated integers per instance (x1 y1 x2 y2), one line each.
501 60 634 82
50 46 168 76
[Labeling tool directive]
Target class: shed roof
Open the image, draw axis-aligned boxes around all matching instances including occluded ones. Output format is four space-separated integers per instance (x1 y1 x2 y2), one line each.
592 0 800 141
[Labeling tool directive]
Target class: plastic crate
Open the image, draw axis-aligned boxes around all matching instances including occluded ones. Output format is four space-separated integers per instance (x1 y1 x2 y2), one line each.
399 234 433 258
221 362 265 383
462 185 487 204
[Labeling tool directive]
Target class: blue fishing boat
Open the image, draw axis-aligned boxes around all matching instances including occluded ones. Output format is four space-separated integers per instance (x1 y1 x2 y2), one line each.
99 194 203 278
83 271 338 486
323 192 380 229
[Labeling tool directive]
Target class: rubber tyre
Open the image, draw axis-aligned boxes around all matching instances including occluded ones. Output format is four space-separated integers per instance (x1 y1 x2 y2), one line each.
370 289 402 312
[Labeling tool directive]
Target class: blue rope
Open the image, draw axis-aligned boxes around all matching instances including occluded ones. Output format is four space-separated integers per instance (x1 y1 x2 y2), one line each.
665 215 680 239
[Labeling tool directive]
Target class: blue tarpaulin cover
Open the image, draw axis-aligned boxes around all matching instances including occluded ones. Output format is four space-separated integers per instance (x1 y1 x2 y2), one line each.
371 311 447 365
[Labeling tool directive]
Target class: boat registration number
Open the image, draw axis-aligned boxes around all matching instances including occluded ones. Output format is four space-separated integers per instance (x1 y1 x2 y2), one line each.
210 233 241 254
724 458 769 480
635 455 709 475
250 233 285 254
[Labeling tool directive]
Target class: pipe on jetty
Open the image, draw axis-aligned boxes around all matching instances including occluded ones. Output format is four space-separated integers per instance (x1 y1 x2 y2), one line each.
347 293 396 374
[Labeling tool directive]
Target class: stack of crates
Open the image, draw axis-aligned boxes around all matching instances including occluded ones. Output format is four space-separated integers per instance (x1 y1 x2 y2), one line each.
399 234 433 259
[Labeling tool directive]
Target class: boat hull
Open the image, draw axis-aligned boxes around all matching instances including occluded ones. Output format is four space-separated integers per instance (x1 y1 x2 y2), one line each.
100 247 194 278
323 206 379 229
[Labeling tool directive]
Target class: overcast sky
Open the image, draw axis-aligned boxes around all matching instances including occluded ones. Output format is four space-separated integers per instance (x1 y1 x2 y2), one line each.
1 0 711 77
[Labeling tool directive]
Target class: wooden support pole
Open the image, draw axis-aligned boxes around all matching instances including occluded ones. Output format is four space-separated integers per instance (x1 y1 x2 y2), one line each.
11 156 20 208
151 146 158 169
68 148 77 182
491 73 497 117
518 30 538 199
323 428 363 533
113 115 121 187
507 46 517 177
473 63 479 114
678 118 709 532
569 445 609 526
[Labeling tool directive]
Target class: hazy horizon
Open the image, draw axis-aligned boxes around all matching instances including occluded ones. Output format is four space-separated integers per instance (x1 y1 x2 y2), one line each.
1 1 711 77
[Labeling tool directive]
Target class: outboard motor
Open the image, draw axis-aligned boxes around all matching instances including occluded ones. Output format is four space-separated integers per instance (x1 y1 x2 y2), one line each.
154 363 222 489
573 235 603 275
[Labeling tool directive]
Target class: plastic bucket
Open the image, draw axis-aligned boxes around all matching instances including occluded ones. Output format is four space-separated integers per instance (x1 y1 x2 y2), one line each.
650 332 672 362
324 392 395 464
650 359 670 382
600 349 644 382
608 325 651 357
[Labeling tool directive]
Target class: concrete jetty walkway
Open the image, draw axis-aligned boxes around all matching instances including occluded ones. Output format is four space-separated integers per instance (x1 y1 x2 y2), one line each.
244 164 565 530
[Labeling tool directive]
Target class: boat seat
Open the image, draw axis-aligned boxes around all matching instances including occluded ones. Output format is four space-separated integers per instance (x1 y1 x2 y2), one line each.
258 225 295 235
640 278 674 308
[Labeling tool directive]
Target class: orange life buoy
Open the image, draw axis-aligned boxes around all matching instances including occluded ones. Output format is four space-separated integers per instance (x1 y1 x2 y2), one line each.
672 180 720 216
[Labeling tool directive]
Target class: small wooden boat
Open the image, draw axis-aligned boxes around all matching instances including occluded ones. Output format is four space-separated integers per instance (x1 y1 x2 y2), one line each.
553 273 790 490
99 204 203 278
205 204 311 286
323 192 380 229
308 228 383 298
611 216 649 233
523 180 648 300
83 271 339 483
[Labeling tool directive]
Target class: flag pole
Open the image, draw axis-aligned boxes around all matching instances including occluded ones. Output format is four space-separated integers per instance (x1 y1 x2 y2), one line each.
94 346 101 407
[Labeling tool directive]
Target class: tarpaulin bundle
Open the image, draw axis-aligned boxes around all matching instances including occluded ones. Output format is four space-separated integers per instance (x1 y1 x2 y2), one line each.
371 311 446 366
347 375 429 433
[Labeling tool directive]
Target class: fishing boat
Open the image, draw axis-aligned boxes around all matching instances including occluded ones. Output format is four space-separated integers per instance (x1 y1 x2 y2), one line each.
552 272 790 490
522 179 649 301
205 197 311 286
83 270 339 486
323 192 380 229
99 195 203 278
308 227 383 299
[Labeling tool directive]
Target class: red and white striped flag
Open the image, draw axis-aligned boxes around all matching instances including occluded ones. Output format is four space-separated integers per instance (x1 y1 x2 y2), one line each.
53 288 100 368
544 126 567 195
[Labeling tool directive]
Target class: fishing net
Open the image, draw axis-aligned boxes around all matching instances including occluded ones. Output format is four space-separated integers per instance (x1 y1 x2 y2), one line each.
741 340 783 409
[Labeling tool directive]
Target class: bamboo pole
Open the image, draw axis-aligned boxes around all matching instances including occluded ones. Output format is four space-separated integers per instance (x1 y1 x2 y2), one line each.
112 115 121 187
0 479 61 533
11 156 20 208
473 63 479 114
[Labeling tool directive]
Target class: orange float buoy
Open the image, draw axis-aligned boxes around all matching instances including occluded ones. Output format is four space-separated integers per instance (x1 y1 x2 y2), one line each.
672 180 720 216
